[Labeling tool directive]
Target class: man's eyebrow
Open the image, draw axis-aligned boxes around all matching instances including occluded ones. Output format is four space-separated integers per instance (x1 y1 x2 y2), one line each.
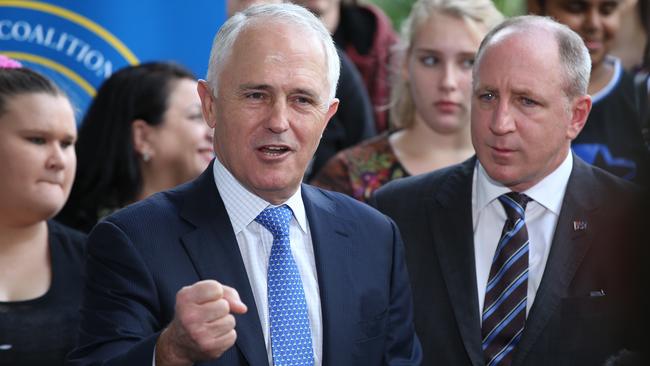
238 83 273 91
238 84 323 100
511 87 542 98
473 84 496 93
292 88 320 99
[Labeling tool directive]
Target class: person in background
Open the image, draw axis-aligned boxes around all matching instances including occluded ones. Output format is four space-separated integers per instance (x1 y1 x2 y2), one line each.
56 62 213 233
372 15 646 365
311 0 503 202
641 0 649 72
597 0 646 71
0 56 85 366
66 4 421 366
295 0 397 132
530 0 649 184
633 0 650 151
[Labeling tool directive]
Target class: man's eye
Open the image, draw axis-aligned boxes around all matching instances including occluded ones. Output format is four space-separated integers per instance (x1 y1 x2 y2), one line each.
520 97 538 107
246 92 265 100
27 137 46 145
295 96 312 105
479 92 495 102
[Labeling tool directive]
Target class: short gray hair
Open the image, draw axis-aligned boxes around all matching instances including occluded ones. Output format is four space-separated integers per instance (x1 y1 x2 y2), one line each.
473 15 591 99
206 3 340 102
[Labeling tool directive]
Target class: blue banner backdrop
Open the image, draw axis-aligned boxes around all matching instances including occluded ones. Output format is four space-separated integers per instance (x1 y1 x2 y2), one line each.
0 0 226 121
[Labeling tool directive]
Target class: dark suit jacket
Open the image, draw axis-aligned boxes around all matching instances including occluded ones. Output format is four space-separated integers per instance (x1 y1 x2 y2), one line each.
66 162 421 366
371 155 646 366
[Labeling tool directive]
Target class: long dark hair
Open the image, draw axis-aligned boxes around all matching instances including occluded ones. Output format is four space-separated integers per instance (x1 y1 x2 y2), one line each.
56 62 195 232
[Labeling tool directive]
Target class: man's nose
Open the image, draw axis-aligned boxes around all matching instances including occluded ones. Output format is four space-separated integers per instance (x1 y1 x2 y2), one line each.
266 99 290 133
489 100 516 135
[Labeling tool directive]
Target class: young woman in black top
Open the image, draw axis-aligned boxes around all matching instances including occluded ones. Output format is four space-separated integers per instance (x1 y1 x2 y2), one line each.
0 56 85 366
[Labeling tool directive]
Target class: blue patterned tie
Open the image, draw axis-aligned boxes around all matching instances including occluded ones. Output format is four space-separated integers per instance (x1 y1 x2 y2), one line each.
255 205 314 366
482 192 531 366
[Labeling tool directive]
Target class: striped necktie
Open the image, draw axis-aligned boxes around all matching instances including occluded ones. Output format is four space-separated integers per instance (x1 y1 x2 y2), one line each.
255 205 314 366
482 192 531 366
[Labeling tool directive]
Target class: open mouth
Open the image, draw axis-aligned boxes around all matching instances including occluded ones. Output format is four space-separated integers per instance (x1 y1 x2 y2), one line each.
583 40 602 52
259 145 291 156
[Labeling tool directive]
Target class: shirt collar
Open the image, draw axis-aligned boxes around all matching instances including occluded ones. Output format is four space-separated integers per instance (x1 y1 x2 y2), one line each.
212 157 307 234
475 152 573 215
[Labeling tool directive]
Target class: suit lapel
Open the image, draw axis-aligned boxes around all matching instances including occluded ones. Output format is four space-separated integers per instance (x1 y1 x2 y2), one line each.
512 156 597 365
178 165 268 366
302 185 356 365
429 158 484 366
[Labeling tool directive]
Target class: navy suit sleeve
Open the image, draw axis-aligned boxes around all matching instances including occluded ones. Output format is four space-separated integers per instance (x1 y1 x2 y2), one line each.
66 220 163 366
385 217 423 366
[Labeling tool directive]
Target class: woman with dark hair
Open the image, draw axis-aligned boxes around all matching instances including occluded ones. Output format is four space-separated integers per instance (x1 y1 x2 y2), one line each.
531 0 649 184
57 62 213 233
0 55 85 365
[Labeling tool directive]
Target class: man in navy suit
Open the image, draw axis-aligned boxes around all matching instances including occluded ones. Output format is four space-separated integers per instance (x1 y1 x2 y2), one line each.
372 15 646 366
66 4 420 366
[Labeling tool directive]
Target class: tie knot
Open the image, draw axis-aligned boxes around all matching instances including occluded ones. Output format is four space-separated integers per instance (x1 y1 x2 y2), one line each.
255 204 293 238
498 192 531 221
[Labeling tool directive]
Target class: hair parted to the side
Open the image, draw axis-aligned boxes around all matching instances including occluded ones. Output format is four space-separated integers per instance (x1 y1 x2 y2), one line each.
389 0 503 130
206 3 341 104
473 15 591 99
0 64 65 117
56 62 196 232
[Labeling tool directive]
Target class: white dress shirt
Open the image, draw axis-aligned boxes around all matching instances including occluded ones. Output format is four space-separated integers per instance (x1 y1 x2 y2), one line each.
472 152 573 320
213 158 323 366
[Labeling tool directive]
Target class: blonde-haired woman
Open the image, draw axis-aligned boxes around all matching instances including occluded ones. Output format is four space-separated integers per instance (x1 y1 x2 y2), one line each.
311 0 503 201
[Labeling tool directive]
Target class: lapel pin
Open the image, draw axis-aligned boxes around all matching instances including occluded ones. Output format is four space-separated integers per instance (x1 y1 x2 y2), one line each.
589 289 605 297
573 220 587 231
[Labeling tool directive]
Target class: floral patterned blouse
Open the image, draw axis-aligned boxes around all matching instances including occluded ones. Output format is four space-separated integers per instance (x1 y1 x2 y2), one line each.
310 132 409 202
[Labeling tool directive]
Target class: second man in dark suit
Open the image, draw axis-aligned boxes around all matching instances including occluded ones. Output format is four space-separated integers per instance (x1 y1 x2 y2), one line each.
372 15 645 366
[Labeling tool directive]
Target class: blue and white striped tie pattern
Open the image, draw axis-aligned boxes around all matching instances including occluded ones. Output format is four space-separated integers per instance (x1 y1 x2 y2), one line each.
482 192 531 366
255 205 314 366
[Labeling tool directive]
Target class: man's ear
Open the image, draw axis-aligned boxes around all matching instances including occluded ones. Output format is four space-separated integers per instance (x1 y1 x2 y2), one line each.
322 98 340 133
567 94 592 140
197 80 217 128
132 119 155 159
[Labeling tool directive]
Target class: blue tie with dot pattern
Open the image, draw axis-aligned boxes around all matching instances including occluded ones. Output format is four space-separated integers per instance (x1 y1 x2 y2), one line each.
255 205 314 366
